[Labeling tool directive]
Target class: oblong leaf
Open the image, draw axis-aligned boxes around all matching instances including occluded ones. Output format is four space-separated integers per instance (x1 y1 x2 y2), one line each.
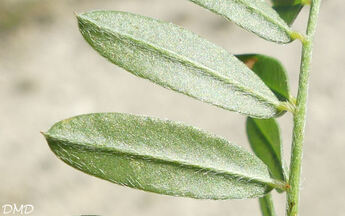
272 0 304 26
246 117 285 182
77 11 285 119
189 0 293 43
43 113 283 199
273 5 303 26
236 54 290 101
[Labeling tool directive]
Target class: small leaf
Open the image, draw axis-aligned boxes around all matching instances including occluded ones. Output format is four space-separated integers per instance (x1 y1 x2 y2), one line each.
273 5 303 26
272 0 304 26
188 0 293 43
236 54 290 102
43 113 284 199
246 117 286 182
259 194 277 216
77 11 285 118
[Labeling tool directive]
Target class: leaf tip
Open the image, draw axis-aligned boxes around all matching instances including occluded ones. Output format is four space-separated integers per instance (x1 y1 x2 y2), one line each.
40 131 48 138
75 11 90 23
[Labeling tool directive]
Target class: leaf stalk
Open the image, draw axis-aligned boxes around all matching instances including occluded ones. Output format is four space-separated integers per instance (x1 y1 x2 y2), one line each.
278 101 296 113
301 0 311 6
290 31 308 44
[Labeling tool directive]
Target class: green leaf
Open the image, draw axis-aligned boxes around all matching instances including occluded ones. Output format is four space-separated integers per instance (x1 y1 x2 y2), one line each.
43 113 285 199
272 0 299 5
273 5 303 26
272 0 304 26
259 194 277 216
77 11 286 118
188 0 293 43
246 117 286 182
236 54 290 102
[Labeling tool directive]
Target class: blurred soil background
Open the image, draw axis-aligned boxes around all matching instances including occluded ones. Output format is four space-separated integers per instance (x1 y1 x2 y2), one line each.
0 0 344 215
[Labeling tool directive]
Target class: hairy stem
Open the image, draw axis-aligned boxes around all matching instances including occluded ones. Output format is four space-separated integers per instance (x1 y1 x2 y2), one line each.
287 0 321 215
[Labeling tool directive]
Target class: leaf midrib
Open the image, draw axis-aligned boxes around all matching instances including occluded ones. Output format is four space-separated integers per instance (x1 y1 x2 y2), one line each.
190 0 291 39
233 0 290 29
45 132 275 187
79 14 281 110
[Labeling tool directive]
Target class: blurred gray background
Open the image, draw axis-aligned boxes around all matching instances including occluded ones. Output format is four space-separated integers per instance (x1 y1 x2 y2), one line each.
0 0 344 215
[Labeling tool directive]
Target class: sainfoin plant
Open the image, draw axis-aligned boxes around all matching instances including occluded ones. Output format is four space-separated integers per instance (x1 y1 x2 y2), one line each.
42 0 321 215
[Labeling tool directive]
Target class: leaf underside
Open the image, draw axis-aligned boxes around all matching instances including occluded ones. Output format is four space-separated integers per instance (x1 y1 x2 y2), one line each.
43 113 278 199
77 10 284 119
189 0 293 43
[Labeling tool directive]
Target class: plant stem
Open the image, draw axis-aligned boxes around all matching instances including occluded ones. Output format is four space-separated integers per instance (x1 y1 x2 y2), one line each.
287 0 321 215
259 194 277 216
